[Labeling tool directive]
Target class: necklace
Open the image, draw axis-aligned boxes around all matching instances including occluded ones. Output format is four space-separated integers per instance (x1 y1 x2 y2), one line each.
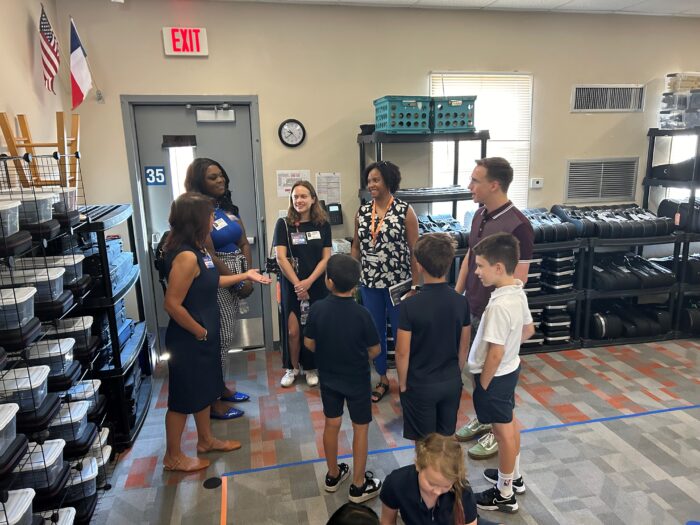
370 196 394 245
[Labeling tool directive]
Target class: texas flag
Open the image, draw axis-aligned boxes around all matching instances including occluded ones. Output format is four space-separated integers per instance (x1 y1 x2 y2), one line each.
70 18 92 110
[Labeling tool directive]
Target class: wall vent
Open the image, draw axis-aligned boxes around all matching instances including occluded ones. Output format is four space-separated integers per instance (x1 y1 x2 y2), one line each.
565 158 638 203
571 85 645 112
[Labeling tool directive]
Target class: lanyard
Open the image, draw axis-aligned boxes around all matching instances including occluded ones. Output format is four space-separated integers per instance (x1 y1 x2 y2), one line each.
370 196 393 245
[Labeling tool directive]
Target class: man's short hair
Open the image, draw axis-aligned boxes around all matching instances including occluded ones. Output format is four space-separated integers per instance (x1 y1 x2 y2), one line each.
476 157 513 193
414 233 456 278
326 254 361 292
472 232 520 274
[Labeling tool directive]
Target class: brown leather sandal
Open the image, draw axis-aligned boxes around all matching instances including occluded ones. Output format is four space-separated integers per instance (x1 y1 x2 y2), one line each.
371 382 390 403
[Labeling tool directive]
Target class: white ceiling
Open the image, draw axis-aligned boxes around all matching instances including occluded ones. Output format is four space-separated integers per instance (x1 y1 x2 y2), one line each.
215 0 700 17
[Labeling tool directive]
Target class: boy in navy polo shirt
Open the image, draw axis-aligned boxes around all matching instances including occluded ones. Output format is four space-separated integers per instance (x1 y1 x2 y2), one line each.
469 233 534 514
304 254 382 503
396 233 471 441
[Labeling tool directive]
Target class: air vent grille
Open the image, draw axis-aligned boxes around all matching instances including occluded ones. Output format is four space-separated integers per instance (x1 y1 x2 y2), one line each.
571 85 644 112
566 158 638 202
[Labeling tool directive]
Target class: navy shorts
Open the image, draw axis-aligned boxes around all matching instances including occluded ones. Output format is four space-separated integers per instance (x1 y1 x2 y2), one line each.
472 367 520 424
320 384 372 425
400 380 462 441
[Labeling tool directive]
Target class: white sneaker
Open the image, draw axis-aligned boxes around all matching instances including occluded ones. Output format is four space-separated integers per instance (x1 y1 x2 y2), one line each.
305 369 319 387
280 369 299 387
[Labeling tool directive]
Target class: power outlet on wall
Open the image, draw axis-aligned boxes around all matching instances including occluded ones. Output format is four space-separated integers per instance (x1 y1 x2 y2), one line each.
530 178 544 189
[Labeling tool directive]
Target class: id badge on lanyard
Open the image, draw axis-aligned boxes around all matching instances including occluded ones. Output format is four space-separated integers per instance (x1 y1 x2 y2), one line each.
202 253 215 269
364 246 380 265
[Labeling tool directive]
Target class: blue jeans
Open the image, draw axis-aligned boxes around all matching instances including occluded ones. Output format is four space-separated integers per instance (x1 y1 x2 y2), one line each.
360 286 399 377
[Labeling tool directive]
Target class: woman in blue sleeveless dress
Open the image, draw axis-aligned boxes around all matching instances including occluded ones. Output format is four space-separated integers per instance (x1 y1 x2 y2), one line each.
162 192 271 472
185 158 255 420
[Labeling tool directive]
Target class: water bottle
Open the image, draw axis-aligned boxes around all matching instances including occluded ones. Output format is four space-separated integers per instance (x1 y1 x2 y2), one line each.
238 299 250 315
300 299 310 325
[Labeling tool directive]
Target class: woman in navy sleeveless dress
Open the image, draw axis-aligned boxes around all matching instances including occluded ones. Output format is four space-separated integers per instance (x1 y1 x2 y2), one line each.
162 193 271 473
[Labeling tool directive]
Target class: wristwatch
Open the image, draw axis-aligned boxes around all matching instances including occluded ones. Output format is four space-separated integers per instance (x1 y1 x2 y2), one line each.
197 329 208 342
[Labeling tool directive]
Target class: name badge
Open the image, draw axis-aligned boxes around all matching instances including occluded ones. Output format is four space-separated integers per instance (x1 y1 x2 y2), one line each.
213 218 227 231
202 254 215 269
290 232 307 245
364 253 380 264
306 230 321 240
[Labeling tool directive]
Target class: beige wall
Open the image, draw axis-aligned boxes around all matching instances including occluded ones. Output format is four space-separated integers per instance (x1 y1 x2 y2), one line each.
1 0 67 152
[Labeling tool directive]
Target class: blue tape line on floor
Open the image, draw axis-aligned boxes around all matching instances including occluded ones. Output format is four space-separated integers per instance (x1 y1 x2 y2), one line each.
222 402 700 478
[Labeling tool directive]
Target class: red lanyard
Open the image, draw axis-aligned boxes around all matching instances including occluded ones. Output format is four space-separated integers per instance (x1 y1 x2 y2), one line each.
370 196 393 245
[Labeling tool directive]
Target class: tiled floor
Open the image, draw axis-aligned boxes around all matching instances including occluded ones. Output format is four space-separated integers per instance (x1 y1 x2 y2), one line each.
94 340 700 524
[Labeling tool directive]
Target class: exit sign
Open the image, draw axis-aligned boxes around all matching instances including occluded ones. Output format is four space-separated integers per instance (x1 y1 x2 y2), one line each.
162 27 208 56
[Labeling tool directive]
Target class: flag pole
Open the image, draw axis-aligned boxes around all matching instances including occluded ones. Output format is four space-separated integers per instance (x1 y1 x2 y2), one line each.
70 15 103 102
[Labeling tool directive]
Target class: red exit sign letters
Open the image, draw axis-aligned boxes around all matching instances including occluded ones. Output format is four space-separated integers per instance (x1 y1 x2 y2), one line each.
162 27 208 56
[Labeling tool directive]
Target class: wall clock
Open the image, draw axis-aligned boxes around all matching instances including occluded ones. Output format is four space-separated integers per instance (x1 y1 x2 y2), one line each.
278 119 306 147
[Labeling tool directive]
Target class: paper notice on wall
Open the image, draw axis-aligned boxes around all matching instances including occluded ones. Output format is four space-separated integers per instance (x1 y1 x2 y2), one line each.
316 172 342 204
277 169 311 197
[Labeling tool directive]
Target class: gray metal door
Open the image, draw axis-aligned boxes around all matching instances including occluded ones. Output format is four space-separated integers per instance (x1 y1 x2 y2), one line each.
132 104 266 349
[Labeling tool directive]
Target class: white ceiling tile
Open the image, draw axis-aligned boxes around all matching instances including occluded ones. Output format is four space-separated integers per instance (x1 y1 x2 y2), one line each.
620 0 700 14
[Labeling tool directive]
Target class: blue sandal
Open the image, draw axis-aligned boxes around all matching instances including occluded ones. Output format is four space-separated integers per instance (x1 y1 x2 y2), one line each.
211 407 245 420
220 391 250 403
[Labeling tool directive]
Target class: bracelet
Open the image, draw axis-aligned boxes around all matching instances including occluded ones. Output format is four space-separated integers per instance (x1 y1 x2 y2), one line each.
197 329 208 342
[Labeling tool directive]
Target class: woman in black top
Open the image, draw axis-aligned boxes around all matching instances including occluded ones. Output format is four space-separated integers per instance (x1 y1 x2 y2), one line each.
380 433 482 525
162 193 270 472
273 180 332 388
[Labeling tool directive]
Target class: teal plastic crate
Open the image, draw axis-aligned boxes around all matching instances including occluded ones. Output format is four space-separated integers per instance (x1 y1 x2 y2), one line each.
374 96 431 134
431 96 476 133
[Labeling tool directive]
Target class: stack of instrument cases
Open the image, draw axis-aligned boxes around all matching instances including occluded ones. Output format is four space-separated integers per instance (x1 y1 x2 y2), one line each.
659 73 700 129
0 153 113 525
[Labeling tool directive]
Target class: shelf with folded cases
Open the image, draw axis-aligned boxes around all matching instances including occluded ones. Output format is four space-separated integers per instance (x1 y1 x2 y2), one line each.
95 321 146 378
588 234 681 247
586 283 679 300
79 204 133 232
581 331 676 349
520 340 582 355
526 290 582 306
532 238 586 252
357 129 491 144
81 264 139 309
642 177 700 188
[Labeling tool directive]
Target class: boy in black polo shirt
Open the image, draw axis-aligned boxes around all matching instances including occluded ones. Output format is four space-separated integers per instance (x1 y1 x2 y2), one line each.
304 254 383 503
396 233 471 441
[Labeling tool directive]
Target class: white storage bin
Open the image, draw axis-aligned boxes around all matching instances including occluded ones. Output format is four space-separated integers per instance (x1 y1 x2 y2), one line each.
659 109 700 130
14 255 85 285
0 193 54 225
95 444 111 486
25 338 75 376
0 403 19 458
64 457 97 503
0 201 21 238
12 439 65 489
0 366 50 413
0 488 34 525
44 316 93 349
0 287 37 330
49 402 89 442
38 507 76 525
62 380 100 412
660 92 689 111
87 427 109 461
0 268 65 302
31 187 78 214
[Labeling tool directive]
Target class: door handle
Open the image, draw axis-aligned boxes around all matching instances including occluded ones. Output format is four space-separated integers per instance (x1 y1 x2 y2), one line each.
247 236 255 246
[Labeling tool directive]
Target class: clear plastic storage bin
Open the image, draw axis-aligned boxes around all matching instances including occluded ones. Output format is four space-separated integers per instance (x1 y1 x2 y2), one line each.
63 457 97 503
0 488 35 525
0 366 50 412
0 193 55 225
44 316 93 349
48 401 89 442
0 201 21 238
13 255 85 285
32 187 78 214
660 92 689 111
0 403 19 458
62 380 100 412
12 439 65 489
0 287 37 330
659 109 700 129
88 427 109 460
38 507 76 525
0 268 65 302
24 338 75 376
95 444 111 486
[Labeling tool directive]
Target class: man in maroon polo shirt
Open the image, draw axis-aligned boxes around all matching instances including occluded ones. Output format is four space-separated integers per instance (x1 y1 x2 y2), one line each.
455 157 534 460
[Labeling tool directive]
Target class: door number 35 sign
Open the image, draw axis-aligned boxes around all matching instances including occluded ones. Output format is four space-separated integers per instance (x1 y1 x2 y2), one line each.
144 166 167 186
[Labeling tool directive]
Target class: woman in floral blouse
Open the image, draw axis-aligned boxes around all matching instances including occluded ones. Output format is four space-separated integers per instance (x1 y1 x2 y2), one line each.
352 161 419 402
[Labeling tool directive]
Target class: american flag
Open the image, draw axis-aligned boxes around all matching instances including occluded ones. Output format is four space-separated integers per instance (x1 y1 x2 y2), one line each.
39 6 60 93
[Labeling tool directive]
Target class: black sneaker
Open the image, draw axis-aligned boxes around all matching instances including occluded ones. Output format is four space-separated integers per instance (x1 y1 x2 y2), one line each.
475 486 518 513
483 468 526 494
324 463 350 492
348 471 382 503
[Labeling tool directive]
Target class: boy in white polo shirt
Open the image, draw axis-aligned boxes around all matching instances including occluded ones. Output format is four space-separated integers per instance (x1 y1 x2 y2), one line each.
468 233 535 514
